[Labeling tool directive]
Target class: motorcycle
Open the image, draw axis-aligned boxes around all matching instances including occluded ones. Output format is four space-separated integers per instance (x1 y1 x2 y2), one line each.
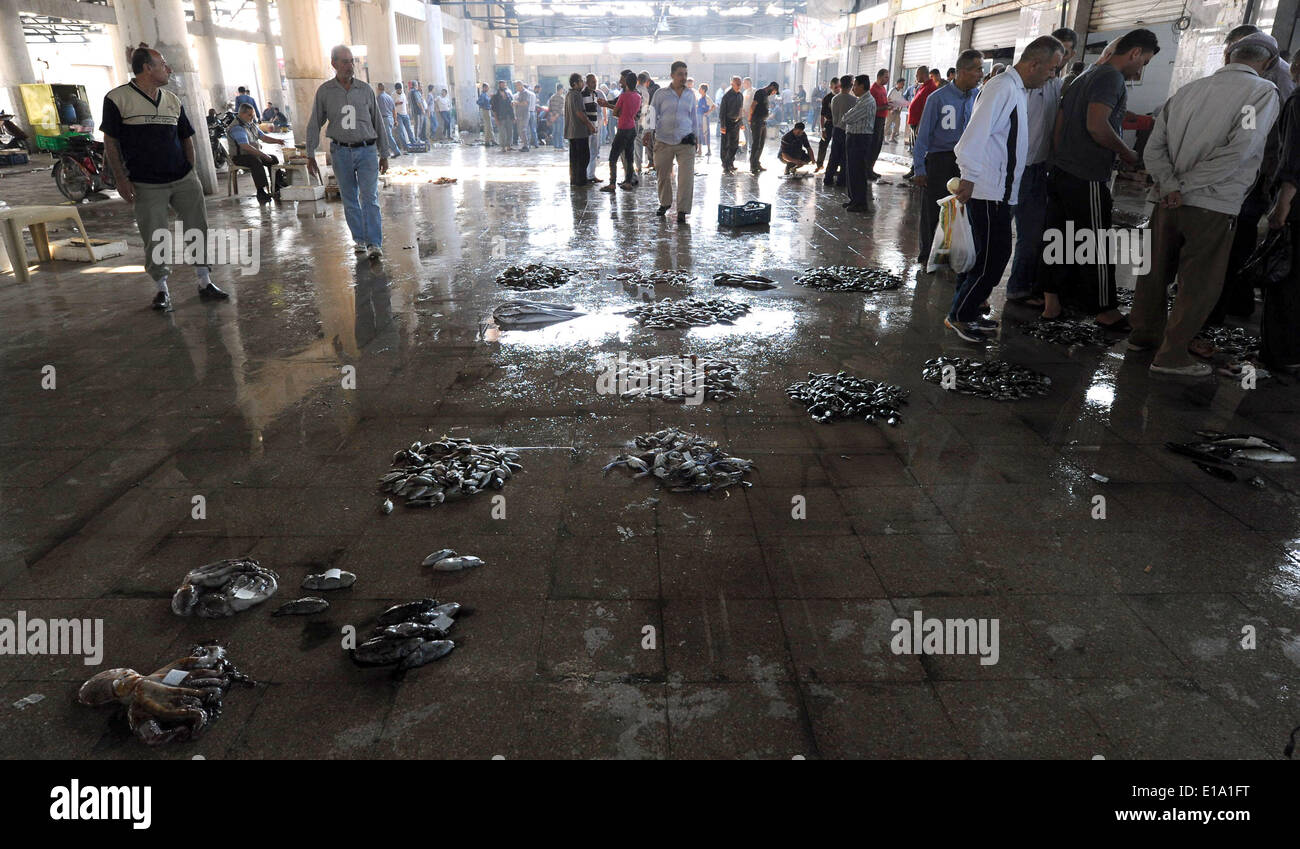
209 113 234 169
51 133 115 203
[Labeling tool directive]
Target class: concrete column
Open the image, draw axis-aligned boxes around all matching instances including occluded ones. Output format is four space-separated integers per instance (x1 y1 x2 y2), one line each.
255 0 282 113
193 0 228 115
0 0 37 130
454 23 478 130
359 0 401 87
106 24 132 87
278 0 328 143
1274 0 1299 54
1069 0 1093 43
113 0 218 193
479 27 497 83
419 2 449 90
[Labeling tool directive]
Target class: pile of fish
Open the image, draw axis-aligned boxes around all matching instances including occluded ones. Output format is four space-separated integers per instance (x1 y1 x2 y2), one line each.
604 428 755 492
77 643 254 746
172 558 278 618
1194 326 1260 359
921 357 1052 401
618 355 742 403
350 598 461 671
380 437 522 508
612 269 697 287
492 299 586 328
1167 431 1295 466
623 297 750 329
1021 318 1111 348
713 272 779 291
786 371 908 425
794 266 902 293
422 549 485 571
495 263 576 290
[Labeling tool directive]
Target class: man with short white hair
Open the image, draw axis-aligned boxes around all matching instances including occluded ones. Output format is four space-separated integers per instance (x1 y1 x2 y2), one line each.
1128 33 1280 376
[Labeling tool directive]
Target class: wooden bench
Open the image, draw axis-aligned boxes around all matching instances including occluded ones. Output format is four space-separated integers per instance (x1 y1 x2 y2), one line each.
0 204 94 282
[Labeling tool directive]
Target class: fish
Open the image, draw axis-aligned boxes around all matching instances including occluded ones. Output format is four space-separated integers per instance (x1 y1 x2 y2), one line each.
272 597 331 616
428 555 484 572
606 429 754 492
302 569 356 590
495 263 576 290
379 437 521 508
794 265 902 293
172 558 279 618
493 299 587 327
1192 326 1260 359
786 371 908 425
1167 440 1296 465
1022 319 1111 348
713 272 779 291
381 498 394 514
616 355 742 403
352 599 462 670
377 598 439 626
421 549 458 567
397 640 455 670
921 357 1051 401
1193 431 1285 451
622 297 750 329
612 269 697 287
353 636 426 667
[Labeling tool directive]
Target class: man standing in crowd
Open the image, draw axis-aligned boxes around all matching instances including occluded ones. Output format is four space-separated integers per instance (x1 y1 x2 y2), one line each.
1006 27 1077 304
306 45 388 260
740 77 754 151
1039 29 1161 331
815 77 839 170
548 83 566 150
234 85 258 115
408 81 425 145
905 66 937 168
645 60 699 224
866 69 890 179
808 80 823 128
478 83 495 146
226 102 280 205
779 121 815 174
491 80 515 150
840 75 877 213
946 36 1065 342
1128 33 1280 376
719 75 744 174
584 74 603 182
1265 62 1300 372
436 88 454 140
749 81 778 174
634 72 654 173
424 84 438 142
512 81 533 151
376 83 403 157
103 43 228 311
824 74 857 187
564 73 595 185
392 81 415 150
913 49 983 266
886 78 906 142
601 70 642 192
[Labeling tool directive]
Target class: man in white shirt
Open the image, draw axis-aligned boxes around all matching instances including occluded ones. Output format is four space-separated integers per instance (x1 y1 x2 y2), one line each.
740 77 754 150
946 36 1065 343
392 82 415 150
644 60 699 223
885 79 906 142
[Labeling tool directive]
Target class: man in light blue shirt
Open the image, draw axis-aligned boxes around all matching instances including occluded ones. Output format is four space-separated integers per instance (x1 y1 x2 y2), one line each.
913 49 982 266
645 60 699 223
376 83 403 157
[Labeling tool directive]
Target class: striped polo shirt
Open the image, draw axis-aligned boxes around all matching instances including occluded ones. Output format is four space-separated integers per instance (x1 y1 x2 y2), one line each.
101 81 195 184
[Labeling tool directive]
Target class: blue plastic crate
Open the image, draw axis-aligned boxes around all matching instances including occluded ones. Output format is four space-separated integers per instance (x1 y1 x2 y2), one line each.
718 201 771 227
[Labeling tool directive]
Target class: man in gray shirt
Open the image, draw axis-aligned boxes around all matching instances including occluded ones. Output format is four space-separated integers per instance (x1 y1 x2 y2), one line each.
823 74 856 187
306 45 389 259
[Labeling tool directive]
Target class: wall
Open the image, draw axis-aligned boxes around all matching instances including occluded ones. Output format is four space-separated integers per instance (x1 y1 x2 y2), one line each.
1088 23 1180 115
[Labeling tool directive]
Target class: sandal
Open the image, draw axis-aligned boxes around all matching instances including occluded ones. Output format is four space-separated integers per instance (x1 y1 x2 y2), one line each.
1095 316 1133 334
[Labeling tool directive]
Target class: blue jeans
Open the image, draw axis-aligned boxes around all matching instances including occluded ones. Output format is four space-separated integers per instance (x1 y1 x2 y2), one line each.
395 114 415 148
529 113 539 145
382 115 401 154
440 111 453 139
332 142 382 247
424 110 436 141
551 116 564 149
1006 161 1048 298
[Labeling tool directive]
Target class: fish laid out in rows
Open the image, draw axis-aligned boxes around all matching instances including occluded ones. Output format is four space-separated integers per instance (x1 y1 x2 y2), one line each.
611 269 697 287
77 642 255 746
605 428 754 493
351 598 462 671
786 371 909 425
921 357 1051 401
623 297 750 329
273 597 330 616
1193 326 1260 359
492 299 587 328
794 266 902 293
495 263 576 290
617 355 742 403
422 549 484 571
1021 318 1111 348
171 558 279 618
713 272 779 291
380 437 522 508
1166 432 1296 465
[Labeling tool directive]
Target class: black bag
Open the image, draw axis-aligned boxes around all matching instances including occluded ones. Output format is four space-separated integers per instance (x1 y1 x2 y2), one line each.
1237 226 1291 290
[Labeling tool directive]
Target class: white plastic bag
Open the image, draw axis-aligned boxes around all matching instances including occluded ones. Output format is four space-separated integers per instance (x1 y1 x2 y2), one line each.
927 194 976 274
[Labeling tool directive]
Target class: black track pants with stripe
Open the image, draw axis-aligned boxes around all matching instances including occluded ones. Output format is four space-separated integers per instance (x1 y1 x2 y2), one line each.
1038 168 1118 314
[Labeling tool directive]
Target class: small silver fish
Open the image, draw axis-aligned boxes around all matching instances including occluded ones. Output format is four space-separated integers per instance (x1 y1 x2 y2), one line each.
397 639 455 670
272 597 330 616
381 498 394 514
421 548 458 567
302 570 357 590
429 555 484 572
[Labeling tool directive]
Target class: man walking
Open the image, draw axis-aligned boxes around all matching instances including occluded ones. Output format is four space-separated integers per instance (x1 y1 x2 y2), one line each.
645 60 699 223
840 75 876 212
749 81 778 174
718 75 744 174
491 80 515 149
815 77 839 170
913 49 982 266
866 69 890 179
234 85 258 116
478 83 495 146
824 74 857 187
945 36 1065 342
1005 28 1076 303
564 73 595 186
305 44 388 259
1127 33 1280 376
1039 29 1161 330
102 43 228 311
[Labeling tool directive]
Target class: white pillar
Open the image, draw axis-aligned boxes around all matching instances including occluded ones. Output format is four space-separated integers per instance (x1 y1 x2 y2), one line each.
419 2 449 90
255 0 282 113
192 0 227 115
454 23 477 131
0 0 37 130
113 0 218 193
106 24 132 88
359 0 401 87
278 0 328 143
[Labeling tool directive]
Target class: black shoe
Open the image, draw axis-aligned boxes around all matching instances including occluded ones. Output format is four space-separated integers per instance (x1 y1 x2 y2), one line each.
198 282 229 301
751 170 762 175
656 206 669 217
846 204 873 212
676 212 687 224
868 172 881 180
151 291 171 311
256 190 273 204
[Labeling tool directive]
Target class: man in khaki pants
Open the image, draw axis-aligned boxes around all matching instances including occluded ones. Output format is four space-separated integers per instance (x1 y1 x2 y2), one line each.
644 60 699 224
1128 33 1281 376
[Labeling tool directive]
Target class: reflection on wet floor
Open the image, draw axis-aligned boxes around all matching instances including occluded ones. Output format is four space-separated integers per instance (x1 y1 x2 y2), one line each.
0 142 1298 759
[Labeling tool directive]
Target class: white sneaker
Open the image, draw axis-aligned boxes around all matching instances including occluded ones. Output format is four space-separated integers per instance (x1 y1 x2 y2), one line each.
1150 362 1211 377
367 244 383 259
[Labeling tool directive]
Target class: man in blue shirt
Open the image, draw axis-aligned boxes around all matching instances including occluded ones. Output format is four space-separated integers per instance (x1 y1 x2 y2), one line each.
234 86 259 116
227 103 281 203
913 49 982 266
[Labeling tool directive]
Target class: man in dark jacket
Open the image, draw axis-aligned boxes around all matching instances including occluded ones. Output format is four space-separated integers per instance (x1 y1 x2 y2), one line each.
815 78 839 170
718 76 744 174
490 80 515 149
779 122 814 174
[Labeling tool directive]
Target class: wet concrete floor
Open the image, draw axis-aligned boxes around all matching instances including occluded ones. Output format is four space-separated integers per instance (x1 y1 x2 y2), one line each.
1 137 1298 759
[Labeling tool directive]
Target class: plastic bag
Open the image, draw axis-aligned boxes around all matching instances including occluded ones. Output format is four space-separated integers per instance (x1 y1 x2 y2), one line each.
1238 226 1291 290
927 194 976 274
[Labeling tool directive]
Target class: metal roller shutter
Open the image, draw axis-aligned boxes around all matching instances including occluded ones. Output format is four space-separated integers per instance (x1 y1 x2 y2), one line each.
1089 0 1186 31
856 42 880 77
970 11 1021 51
903 31 931 68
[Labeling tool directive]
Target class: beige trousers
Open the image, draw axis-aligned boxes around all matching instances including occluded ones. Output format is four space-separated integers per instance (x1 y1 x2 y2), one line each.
653 141 695 214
